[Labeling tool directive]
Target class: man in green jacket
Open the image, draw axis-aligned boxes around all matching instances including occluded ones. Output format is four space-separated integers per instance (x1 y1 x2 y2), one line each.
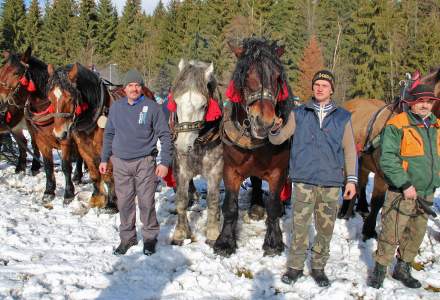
368 83 440 289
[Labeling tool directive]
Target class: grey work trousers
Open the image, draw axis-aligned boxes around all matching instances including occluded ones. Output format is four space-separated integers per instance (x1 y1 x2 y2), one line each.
111 155 159 242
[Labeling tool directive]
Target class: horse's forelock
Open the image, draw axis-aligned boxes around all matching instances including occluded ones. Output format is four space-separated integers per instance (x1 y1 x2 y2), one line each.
173 62 215 100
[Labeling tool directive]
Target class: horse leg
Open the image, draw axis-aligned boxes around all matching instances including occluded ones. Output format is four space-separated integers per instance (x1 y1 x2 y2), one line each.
60 143 75 205
263 175 284 256
362 176 387 241
187 178 199 208
355 164 370 217
72 156 84 184
28 129 41 175
41 154 56 205
249 176 265 220
172 175 192 245
205 174 222 246
214 168 242 257
12 130 27 173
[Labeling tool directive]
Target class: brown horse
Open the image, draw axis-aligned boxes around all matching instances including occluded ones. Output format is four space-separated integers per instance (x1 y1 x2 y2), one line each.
47 63 154 212
0 47 82 208
213 38 292 257
0 48 41 174
341 68 440 240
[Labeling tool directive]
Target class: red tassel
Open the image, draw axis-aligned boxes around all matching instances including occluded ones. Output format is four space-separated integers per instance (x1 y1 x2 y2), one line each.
75 103 89 116
26 80 36 92
166 92 177 112
410 78 421 90
277 81 289 101
279 181 292 202
225 80 242 103
19 76 29 86
5 111 12 124
163 165 176 188
205 98 222 121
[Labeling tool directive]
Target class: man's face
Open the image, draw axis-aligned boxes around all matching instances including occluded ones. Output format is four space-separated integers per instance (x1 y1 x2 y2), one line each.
313 79 332 102
410 100 434 118
124 82 143 101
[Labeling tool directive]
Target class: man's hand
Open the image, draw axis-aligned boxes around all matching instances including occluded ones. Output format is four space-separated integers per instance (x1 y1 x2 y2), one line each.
270 117 283 134
403 185 417 200
343 182 357 200
155 164 168 177
99 162 107 174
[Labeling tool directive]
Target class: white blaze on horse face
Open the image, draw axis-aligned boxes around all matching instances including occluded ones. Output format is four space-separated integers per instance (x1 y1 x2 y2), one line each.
174 90 206 153
52 86 70 139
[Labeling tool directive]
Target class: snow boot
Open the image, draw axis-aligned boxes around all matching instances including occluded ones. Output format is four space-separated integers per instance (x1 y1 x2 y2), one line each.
367 262 386 289
392 259 421 288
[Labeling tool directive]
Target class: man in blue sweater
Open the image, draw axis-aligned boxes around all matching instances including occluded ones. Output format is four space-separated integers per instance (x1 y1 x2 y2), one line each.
99 69 172 256
269 70 358 287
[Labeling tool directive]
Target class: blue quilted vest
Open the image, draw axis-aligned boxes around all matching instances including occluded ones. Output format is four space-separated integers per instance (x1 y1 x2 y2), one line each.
289 101 351 187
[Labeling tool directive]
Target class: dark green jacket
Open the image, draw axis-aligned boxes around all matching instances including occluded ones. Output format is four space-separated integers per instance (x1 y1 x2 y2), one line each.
380 111 440 197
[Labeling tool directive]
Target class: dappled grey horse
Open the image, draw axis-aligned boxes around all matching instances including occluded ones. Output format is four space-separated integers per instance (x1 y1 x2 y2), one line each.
169 59 223 246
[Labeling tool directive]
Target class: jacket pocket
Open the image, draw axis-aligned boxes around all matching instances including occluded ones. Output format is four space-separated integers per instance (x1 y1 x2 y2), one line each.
401 128 424 157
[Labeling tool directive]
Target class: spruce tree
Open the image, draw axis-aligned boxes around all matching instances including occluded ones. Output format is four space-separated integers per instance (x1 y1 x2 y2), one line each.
1 0 26 51
24 0 42 54
294 35 324 101
78 0 98 64
95 0 118 64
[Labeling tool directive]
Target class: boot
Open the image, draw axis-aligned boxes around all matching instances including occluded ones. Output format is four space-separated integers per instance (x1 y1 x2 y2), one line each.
281 268 303 284
113 239 138 256
367 262 386 289
310 269 330 287
143 239 157 256
392 259 421 288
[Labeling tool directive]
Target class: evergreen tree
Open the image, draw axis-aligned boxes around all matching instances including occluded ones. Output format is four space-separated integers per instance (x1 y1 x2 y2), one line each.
294 35 324 101
78 0 98 64
1 0 26 51
23 0 42 54
112 0 142 71
95 0 118 64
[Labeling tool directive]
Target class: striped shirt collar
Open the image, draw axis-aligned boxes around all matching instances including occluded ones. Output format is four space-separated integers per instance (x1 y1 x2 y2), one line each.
312 101 334 112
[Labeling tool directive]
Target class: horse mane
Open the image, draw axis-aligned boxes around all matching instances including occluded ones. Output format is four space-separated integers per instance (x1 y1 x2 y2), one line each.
48 63 101 118
7 52 48 98
172 60 216 100
231 38 287 93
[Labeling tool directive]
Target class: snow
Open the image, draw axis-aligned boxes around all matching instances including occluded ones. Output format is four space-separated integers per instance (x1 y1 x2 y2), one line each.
0 163 439 300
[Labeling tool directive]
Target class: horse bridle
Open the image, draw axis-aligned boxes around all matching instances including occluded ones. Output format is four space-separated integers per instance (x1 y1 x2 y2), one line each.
0 62 30 110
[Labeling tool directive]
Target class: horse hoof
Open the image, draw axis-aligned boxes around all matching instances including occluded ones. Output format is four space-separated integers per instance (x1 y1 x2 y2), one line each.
31 169 40 176
72 178 82 185
263 247 283 257
362 231 378 242
213 241 236 257
171 239 184 246
42 194 55 209
63 197 74 206
205 239 216 247
249 205 265 221
98 207 119 214
89 194 106 208
14 166 26 174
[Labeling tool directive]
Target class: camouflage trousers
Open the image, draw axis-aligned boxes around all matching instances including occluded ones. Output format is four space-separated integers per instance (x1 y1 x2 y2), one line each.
374 190 432 266
287 183 340 270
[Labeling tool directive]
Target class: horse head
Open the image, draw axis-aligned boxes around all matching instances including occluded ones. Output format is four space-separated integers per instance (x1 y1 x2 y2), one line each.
171 59 217 153
228 38 287 139
47 63 100 141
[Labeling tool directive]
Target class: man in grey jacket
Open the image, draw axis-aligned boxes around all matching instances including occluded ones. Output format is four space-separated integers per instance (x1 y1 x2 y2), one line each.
99 69 172 256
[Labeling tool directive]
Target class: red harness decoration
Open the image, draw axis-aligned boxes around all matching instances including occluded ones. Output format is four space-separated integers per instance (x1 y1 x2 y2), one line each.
18 75 37 92
5 111 12 124
225 80 289 103
32 104 55 116
167 92 222 121
163 166 177 188
75 103 89 116
279 181 292 202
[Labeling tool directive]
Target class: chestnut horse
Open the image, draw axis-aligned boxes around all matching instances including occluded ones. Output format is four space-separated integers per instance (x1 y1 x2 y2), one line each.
0 47 84 206
214 38 292 257
0 48 41 174
47 63 154 212
341 68 440 240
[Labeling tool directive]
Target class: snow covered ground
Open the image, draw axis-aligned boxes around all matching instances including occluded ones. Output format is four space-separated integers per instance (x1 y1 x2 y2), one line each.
0 161 439 300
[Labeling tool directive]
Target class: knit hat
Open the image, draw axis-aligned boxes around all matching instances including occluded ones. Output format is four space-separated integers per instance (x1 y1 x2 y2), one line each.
123 69 144 87
312 70 335 91
404 83 440 105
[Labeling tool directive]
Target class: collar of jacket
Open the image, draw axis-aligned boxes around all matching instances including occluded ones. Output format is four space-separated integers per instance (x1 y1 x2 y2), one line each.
407 110 438 127
304 98 338 114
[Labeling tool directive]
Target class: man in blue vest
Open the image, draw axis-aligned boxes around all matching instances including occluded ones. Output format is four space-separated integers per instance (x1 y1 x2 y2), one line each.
269 70 358 287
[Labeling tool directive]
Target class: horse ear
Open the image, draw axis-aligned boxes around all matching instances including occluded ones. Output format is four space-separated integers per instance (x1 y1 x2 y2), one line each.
205 63 214 82
47 64 55 76
21 46 32 63
275 46 285 58
68 63 79 82
227 41 244 58
178 58 186 72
